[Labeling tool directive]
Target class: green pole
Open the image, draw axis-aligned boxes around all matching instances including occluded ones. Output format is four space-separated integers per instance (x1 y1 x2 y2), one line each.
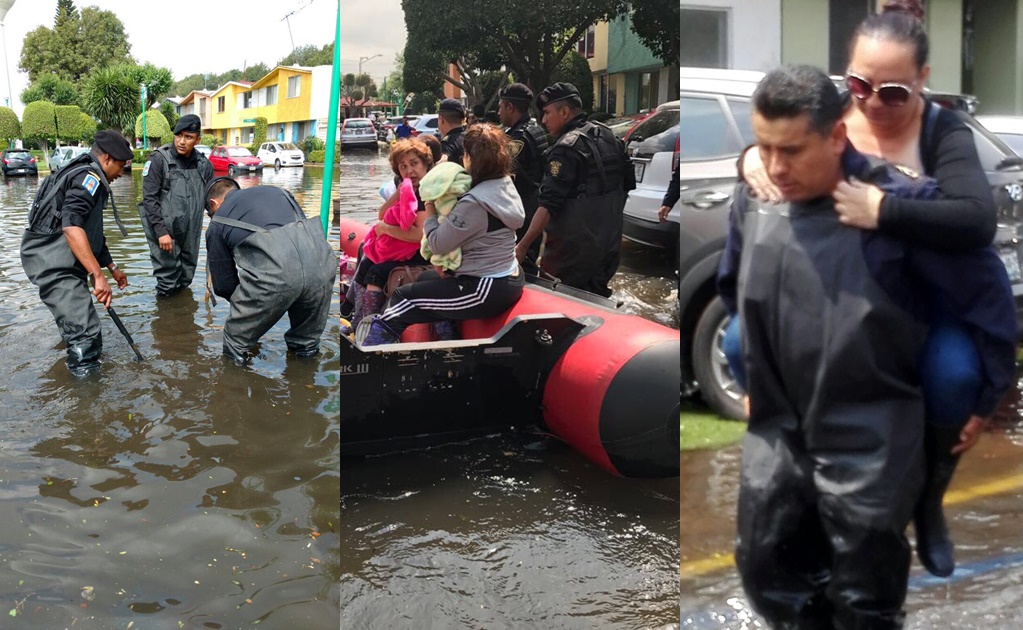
140 84 147 150
319 0 342 236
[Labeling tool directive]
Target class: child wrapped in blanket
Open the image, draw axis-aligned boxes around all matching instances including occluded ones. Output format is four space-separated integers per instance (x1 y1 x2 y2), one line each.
417 161 473 271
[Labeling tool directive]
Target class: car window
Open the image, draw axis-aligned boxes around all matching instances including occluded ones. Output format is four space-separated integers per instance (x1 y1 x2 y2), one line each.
632 110 679 143
227 147 253 157
727 97 755 146
959 113 1022 171
426 119 437 129
995 133 1023 157
281 143 298 150
680 96 742 160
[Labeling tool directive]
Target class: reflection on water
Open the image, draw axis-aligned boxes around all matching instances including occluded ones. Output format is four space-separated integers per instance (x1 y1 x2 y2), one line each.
339 150 680 629
0 166 339 626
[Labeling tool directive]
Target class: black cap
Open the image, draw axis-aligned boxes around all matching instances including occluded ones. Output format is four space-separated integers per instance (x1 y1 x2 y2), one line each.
173 114 202 134
93 129 133 161
203 176 239 211
499 83 533 104
536 82 580 110
438 98 465 117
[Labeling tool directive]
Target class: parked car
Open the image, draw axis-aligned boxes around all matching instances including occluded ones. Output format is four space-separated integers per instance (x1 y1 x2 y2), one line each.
208 145 263 175
975 116 1023 156
195 144 212 158
410 114 440 138
2 148 38 177
340 118 380 149
257 141 305 169
622 100 680 255
48 145 91 173
674 66 1023 421
380 115 421 141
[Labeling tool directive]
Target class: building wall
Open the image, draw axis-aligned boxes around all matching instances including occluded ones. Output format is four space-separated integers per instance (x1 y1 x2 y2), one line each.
210 85 247 133
780 0 828 66
926 0 964 94
591 22 609 73
970 0 1018 113
683 0 781 70
277 70 313 123
607 15 660 74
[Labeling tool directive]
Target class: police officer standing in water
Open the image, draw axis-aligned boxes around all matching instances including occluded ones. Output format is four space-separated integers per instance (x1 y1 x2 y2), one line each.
437 98 467 166
498 83 549 275
20 130 134 376
516 82 634 297
138 113 214 297
204 178 338 362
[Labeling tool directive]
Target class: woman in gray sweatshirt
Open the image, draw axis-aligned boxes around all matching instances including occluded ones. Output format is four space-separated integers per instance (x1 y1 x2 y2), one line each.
360 124 526 345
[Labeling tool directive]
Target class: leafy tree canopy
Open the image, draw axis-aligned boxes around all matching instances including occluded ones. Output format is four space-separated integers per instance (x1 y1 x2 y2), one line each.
55 104 84 142
160 101 179 129
279 43 334 67
551 51 594 113
19 6 132 83
135 110 172 145
23 101 57 151
81 67 141 135
21 75 79 107
630 1 679 66
0 107 20 140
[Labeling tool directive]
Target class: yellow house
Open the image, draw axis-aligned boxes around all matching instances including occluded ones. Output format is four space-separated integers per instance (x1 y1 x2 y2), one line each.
208 81 255 145
248 66 317 143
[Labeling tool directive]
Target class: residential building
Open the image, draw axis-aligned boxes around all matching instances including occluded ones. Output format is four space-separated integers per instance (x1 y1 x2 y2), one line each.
208 81 255 145
249 66 318 143
175 90 213 131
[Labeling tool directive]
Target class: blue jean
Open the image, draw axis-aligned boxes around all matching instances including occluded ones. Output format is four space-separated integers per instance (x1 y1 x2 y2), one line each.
722 316 980 428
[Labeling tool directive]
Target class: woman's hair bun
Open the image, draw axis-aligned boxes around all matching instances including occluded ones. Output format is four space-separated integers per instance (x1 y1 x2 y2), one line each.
881 0 925 20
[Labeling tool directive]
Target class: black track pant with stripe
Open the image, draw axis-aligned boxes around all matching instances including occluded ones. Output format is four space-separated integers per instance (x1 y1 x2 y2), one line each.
379 270 524 334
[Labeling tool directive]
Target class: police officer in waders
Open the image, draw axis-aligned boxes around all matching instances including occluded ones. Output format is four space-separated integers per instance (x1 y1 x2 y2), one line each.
204 178 339 362
139 114 214 297
516 82 634 297
20 130 134 376
498 83 549 275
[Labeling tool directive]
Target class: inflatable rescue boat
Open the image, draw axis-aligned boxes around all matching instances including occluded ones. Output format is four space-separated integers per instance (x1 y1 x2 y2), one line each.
338 218 680 478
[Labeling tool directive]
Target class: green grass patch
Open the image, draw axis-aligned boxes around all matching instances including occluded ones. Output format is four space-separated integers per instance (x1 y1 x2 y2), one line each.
680 411 746 451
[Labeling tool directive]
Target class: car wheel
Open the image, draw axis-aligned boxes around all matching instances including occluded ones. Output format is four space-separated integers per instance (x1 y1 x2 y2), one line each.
274 159 281 170
692 296 746 421
228 165 236 176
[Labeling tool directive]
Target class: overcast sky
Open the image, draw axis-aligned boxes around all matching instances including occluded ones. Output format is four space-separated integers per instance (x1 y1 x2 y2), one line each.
0 0 407 115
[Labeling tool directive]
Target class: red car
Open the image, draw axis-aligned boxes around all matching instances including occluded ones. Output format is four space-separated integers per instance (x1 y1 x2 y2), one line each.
208 146 263 175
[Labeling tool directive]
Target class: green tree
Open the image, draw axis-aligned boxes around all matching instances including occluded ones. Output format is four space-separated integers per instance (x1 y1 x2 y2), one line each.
55 104 83 143
21 75 79 106
118 63 174 108
242 63 271 82
0 107 21 142
135 110 172 146
279 43 334 67
81 67 139 134
253 117 268 148
160 101 179 129
19 6 131 83
200 133 219 148
551 51 595 113
54 0 78 26
78 112 96 144
23 101 57 152
630 1 680 66
172 73 212 96
403 0 630 105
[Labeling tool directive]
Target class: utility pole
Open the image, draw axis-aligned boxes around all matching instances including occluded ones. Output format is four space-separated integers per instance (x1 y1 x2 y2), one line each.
358 54 381 77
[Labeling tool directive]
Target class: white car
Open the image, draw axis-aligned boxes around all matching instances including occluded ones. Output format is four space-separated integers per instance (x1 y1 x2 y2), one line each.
257 141 305 168
340 118 380 149
622 99 680 252
411 114 440 137
195 144 212 158
976 115 1023 156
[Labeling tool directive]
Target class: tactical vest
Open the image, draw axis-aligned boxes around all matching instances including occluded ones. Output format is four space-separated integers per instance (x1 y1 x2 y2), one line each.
510 118 549 188
155 144 214 198
557 121 629 197
25 153 126 238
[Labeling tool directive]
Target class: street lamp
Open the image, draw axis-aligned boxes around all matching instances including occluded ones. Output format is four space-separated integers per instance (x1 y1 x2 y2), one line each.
140 83 148 150
358 54 381 76
0 0 16 112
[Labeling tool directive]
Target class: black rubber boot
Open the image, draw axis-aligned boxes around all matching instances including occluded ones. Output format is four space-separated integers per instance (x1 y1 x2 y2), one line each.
914 424 963 577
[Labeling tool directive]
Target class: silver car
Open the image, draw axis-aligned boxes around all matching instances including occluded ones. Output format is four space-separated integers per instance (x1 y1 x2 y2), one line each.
48 146 91 173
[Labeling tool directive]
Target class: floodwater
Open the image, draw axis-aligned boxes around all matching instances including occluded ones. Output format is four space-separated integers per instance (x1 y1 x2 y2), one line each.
682 392 1023 628
0 166 340 626
339 146 681 629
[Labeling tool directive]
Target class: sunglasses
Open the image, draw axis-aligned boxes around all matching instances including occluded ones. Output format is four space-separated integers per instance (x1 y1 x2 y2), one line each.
845 72 918 106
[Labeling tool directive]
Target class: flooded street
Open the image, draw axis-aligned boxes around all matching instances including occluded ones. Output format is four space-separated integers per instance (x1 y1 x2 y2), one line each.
339 147 681 629
0 167 340 626
682 396 1023 629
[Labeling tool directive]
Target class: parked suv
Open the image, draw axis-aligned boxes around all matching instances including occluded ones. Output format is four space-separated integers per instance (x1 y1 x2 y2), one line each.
48 146 91 173
622 100 680 261
677 67 1023 421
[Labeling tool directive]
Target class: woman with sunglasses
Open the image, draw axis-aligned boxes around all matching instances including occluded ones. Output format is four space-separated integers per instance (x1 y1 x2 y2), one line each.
738 0 997 580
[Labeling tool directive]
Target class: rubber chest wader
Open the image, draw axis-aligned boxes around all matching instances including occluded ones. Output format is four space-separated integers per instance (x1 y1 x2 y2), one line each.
139 146 212 294
20 159 127 374
734 196 927 628
210 198 339 360
542 122 627 298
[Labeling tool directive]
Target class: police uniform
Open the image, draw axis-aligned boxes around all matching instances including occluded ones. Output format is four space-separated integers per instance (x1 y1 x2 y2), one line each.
138 114 214 296
20 131 133 375
205 183 339 361
535 83 635 297
438 98 466 166
500 83 549 275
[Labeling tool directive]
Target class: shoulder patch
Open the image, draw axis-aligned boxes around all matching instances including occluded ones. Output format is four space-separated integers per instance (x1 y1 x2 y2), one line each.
82 172 100 196
142 160 151 176
508 139 524 159
548 160 562 177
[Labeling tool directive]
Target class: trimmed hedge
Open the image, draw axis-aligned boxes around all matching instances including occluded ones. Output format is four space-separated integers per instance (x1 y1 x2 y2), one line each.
253 117 268 148
0 106 20 141
200 133 219 148
132 149 154 164
307 143 340 163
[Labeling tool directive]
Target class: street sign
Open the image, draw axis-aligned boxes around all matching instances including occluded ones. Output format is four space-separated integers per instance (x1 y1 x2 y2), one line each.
243 118 256 123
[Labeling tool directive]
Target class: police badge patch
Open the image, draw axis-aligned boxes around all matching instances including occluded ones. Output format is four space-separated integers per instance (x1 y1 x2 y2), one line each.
549 160 562 176
142 160 151 177
508 139 524 159
82 173 100 196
